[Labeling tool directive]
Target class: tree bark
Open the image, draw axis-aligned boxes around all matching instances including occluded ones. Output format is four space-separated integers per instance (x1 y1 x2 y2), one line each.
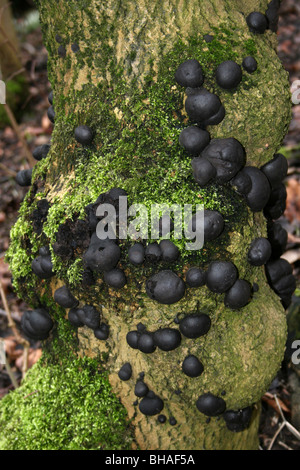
1 0 291 450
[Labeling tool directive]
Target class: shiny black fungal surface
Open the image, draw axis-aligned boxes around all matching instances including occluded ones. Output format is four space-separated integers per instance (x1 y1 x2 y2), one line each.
128 243 145 266
223 407 253 432
182 355 204 377
76 305 101 330
21 308 54 341
185 88 225 127
224 280 252 310
196 393 226 417
231 170 252 195
68 308 84 328
246 11 268 34
16 169 32 187
260 153 288 189
265 259 296 308
266 0 280 32
126 331 140 349
94 323 109 340
84 234 121 272
247 237 272 266
179 126 210 155
186 267 206 288
192 157 217 186
33 144 50 161
32 254 54 279
47 106 55 123
74 125 94 146
188 209 224 242
139 394 164 416
169 417 177 426
157 414 167 423
134 381 149 397
267 221 288 259
264 183 287 220
242 56 258 74
146 270 185 305
53 286 78 309
175 59 204 88
206 261 238 293
179 314 211 339
118 363 132 381
104 268 127 288
145 243 162 262
242 167 271 212
159 240 179 262
153 328 182 351
137 332 156 354
201 138 246 183
215 60 242 89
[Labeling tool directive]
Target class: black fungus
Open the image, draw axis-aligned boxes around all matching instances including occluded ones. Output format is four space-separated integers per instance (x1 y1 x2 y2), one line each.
77 305 100 330
242 56 258 74
33 144 50 161
196 393 226 417
146 270 185 305
246 12 268 34
128 243 145 266
247 237 272 266
139 394 164 416
231 170 252 195
104 268 127 288
260 154 288 190
137 333 156 354
201 138 246 183
68 308 84 328
242 167 271 212
169 417 177 426
55 34 62 43
159 240 179 262
16 169 32 187
145 243 162 262
118 363 132 381
188 210 224 242
179 313 211 338
48 91 53 105
54 286 78 309
39 246 50 257
179 126 210 155
223 407 252 432
21 308 53 340
192 157 216 186
126 331 140 349
224 280 252 310
71 43 80 53
32 199 50 235
215 60 242 89
265 259 296 307
32 255 54 279
175 59 204 88
134 381 149 397
84 234 121 272
267 221 287 259
94 323 109 340
157 414 167 423
186 267 206 288
185 88 225 126
206 261 238 294
47 106 55 123
265 0 280 32
203 34 214 43
182 355 204 378
58 45 66 58
252 283 259 293
74 125 94 146
264 183 287 220
153 328 181 351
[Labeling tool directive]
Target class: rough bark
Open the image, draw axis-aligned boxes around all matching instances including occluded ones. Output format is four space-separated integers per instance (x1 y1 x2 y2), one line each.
1 0 291 450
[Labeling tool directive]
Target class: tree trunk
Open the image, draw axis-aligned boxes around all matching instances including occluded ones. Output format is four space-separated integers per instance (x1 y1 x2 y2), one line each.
0 0 291 450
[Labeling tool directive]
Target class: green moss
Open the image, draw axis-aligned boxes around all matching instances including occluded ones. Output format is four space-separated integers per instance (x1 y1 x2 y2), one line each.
0 76 27 128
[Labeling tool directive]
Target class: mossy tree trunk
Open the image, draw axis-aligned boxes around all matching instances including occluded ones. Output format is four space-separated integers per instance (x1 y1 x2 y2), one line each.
1 0 291 450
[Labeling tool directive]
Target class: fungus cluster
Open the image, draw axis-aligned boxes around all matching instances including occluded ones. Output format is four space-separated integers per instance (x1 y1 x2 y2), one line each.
196 393 226 417
21 308 53 340
223 407 253 432
265 259 296 309
32 246 54 279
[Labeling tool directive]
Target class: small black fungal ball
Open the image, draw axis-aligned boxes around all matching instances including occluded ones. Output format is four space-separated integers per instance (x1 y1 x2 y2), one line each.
153 328 181 351
242 56 258 74
77 305 100 330
158 414 166 423
182 355 204 378
265 259 296 304
47 106 55 124
201 138 246 183
266 0 280 32
137 323 146 332
146 270 185 305
221 391 226 396
84 234 121 272
185 88 224 126
231 170 252 195
206 261 238 294
55 34 63 43
169 417 177 426
247 237 272 266
75 125 94 146
48 91 53 105
118 363 132 381
58 45 66 57
179 314 211 339
261 154 288 190
179 126 210 156
264 183 287 220
267 221 287 259
134 381 149 397
159 240 179 262
186 267 206 288
21 308 53 341
192 157 216 186
224 280 252 310
246 12 268 34
16 169 32 187
242 167 271 212
137 333 156 354
32 255 54 279
145 243 162 262
196 393 226 417
68 308 84 328
158 214 174 237
223 407 252 433
203 34 214 43
104 268 127 288
54 286 78 309
252 283 259 293
175 59 204 88
215 60 242 89
94 323 109 340
33 144 51 161
71 43 80 53
126 331 140 349
139 394 164 416
139 371 145 379
133 400 139 406
128 243 145 266
39 246 50 257
188 210 224 242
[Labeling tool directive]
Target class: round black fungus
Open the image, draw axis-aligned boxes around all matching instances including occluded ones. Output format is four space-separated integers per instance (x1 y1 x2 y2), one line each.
84 235 121 272
192 157 216 186
264 183 287 220
231 171 252 195
54 286 78 309
32 255 54 279
252 283 259 293
246 12 268 34
242 167 271 212
158 214 174 237
58 45 66 58
268 222 287 258
242 56 258 74
169 417 177 426
104 268 127 288
266 0 280 32
261 154 288 190
203 34 214 43
68 308 84 328
137 333 156 354
128 243 145 266
145 243 162 262
265 259 296 305
201 138 246 183
133 400 138 406
55 34 62 43
179 314 211 338
76 305 100 330
159 240 179 262
224 280 252 310
247 237 272 266
126 331 139 349
137 323 146 332
21 308 53 340
182 355 204 378
204 105 226 127
153 328 181 351
215 60 242 89
47 106 55 123
179 126 210 156
33 144 50 161
158 414 166 423
196 393 226 417
139 394 164 416
134 381 149 397
185 88 224 126
39 246 50 257
118 363 132 381
74 125 94 146
48 91 53 105
146 270 185 305
188 210 224 242
186 267 206 288
206 261 238 294
16 169 32 187
223 407 252 433
71 43 80 53
175 59 204 88
94 323 109 340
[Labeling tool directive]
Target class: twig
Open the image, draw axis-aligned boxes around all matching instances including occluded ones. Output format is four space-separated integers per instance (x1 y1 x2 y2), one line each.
4 359 19 389
0 162 17 177
6 67 25 82
0 308 20 322
278 441 293 450
268 421 285 450
267 395 300 450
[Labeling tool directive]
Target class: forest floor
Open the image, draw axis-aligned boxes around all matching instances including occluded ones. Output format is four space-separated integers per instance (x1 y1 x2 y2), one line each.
0 0 300 451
